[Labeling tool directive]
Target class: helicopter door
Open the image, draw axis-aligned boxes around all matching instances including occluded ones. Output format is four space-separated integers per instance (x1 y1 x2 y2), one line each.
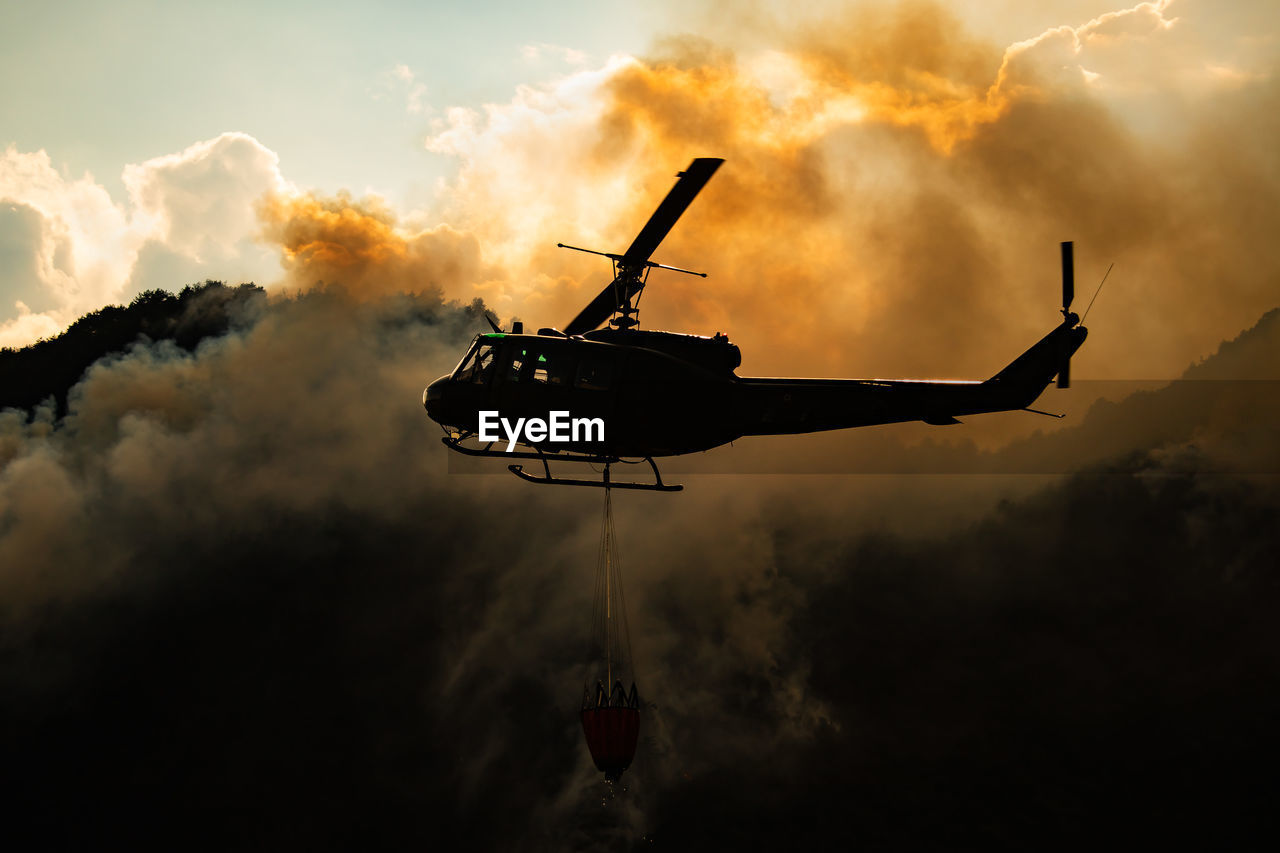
568 351 618 446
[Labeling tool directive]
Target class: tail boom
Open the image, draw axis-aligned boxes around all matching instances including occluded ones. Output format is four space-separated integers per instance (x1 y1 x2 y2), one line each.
733 318 1087 437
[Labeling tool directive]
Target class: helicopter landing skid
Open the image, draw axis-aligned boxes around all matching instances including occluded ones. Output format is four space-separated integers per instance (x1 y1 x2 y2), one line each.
509 456 682 492
440 436 682 492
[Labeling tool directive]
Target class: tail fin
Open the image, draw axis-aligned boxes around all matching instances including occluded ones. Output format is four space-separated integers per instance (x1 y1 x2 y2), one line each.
985 318 1088 408
985 241 1088 408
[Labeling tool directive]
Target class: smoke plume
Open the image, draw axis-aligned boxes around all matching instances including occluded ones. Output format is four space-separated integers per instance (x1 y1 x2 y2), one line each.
424 0 1279 391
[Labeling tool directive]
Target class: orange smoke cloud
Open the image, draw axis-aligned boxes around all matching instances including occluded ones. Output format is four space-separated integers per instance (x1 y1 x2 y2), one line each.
425 0 1279 402
522 30 1041 377
787 1 1013 153
258 191 498 300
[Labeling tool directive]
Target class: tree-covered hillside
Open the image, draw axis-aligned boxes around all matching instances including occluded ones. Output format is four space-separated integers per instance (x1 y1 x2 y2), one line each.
0 282 265 416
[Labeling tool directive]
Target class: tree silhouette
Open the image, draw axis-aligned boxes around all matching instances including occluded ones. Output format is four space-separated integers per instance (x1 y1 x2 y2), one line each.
0 281 266 416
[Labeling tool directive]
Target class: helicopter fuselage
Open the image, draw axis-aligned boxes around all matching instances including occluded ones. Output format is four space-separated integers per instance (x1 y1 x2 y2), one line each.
423 320 1087 459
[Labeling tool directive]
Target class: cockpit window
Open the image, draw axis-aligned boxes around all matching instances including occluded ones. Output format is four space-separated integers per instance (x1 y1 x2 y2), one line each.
451 338 480 378
453 340 497 385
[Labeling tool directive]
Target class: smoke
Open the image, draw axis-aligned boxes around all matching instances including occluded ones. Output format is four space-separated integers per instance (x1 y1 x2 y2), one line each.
423 0 1280 394
0 281 850 846
2 282 1277 848
257 192 503 302
638 465 1280 848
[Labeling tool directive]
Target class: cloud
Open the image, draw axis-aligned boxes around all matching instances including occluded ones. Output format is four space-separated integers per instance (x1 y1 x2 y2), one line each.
0 146 142 340
122 132 289 260
0 202 59 315
0 304 62 350
0 133 287 348
521 42 590 66
380 63 430 114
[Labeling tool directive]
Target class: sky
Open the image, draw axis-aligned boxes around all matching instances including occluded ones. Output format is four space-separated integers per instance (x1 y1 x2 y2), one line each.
0 0 657 200
2 2 1280 846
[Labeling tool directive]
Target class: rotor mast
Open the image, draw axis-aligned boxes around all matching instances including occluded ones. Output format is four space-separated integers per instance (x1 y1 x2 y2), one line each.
561 158 723 335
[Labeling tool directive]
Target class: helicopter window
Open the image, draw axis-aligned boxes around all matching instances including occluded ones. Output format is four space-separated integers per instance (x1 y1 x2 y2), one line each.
509 348 570 386
472 346 496 384
452 340 480 380
455 342 496 385
535 352 571 385
505 348 526 383
575 356 615 390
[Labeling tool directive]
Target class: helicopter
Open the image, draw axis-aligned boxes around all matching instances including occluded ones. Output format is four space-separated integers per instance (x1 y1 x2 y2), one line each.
424 158 1090 491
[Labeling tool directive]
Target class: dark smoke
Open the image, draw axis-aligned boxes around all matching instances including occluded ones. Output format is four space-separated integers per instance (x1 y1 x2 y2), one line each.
3 278 1279 847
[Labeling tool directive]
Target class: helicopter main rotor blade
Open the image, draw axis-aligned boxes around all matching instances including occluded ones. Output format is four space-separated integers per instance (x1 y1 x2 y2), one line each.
622 158 723 264
564 158 723 335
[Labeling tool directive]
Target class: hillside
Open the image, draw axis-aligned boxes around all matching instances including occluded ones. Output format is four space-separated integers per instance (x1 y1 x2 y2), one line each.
0 282 265 416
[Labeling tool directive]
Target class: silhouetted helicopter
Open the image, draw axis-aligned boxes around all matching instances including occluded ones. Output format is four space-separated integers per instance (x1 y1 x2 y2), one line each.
424 158 1089 491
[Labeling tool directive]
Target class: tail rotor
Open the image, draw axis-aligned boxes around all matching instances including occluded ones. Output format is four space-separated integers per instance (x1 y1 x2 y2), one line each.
1057 241 1078 389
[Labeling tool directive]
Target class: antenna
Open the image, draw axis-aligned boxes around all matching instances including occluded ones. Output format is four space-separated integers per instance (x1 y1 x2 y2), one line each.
1081 263 1113 325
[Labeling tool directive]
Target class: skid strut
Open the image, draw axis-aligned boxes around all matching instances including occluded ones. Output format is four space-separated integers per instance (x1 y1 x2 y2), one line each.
442 435 682 492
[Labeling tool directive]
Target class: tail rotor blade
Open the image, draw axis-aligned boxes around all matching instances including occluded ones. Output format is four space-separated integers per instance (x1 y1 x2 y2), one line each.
1061 241 1075 313
1058 242 1075 387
